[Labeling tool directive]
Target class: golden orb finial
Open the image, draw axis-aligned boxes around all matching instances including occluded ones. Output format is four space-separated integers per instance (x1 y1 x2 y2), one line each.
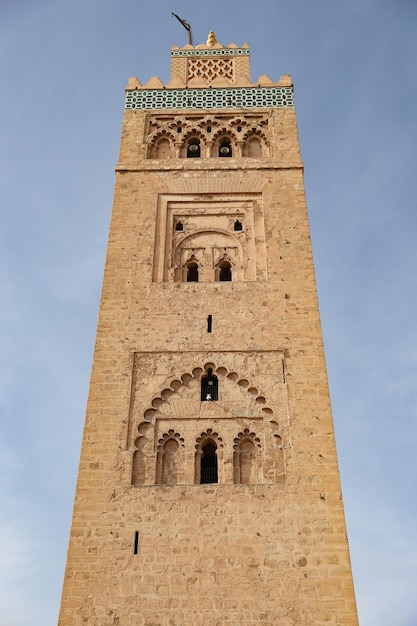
206 30 217 45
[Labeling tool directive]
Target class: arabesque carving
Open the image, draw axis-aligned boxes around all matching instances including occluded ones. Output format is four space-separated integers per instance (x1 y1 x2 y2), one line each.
146 113 269 159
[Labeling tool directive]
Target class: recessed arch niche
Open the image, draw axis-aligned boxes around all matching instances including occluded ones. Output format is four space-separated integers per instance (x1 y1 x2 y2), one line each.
129 359 286 487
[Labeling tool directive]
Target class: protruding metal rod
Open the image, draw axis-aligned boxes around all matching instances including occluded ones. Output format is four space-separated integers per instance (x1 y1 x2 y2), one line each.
172 12 194 46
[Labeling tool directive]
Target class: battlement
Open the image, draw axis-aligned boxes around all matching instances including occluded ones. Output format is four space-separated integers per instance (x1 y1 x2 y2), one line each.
126 32 293 109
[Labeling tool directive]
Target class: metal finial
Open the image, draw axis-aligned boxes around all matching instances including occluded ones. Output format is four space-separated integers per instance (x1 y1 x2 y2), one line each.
172 13 194 46
206 31 217 45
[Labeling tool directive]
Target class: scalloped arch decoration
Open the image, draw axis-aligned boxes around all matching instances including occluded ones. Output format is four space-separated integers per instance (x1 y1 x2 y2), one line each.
136 362 275 435
195 428 224 450
155 429 185 485
241 127 269 144
210 127 239 145
233 428 261 485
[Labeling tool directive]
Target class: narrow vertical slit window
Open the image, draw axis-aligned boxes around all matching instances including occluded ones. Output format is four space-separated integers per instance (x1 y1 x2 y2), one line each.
133 531 139 555
207 315 212 333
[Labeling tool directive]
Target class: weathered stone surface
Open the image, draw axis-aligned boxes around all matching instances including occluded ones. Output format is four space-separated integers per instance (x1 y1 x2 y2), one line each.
58 37 358 626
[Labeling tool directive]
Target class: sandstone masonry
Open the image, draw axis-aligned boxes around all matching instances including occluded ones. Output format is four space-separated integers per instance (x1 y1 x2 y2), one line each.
58 32 359 626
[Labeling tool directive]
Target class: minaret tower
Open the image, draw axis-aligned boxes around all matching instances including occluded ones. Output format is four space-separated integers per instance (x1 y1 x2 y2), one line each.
58 32 359 625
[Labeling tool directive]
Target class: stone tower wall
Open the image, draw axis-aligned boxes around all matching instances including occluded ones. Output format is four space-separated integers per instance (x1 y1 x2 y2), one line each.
58 39 358 626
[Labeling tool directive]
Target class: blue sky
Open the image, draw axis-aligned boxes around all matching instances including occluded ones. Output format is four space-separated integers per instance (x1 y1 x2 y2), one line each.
1 1 416 624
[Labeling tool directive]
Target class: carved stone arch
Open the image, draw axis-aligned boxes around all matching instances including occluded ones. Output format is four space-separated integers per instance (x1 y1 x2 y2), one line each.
210 126 238 144
230 117 248 131
131 422 153 485
195 429 224 485
148 129 176 159
214 249 234 265
182 252 202 283
242 130 269 158
222 367 276 416
155 429 185 485
214 251 234 282
243 134 262 158
200 366 218 401
135 369 196 432
173 229 244 282
210 128 238 157
167 118 186 134
182 250 202 265
153 137 171 160
148 125 176 141
233 428 262 484
174 229 243 256
180 129 205 158
198 116 217 135
133 363 276 439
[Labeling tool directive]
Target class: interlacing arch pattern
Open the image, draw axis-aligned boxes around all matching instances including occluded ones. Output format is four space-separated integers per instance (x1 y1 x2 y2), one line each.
187 57 234 84
131 363 286 486
137 362 274 431
146 113 270 159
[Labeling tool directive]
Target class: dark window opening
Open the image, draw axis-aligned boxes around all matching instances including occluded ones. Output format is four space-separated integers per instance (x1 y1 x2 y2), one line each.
177 127 182 133
219 139 232 157
200 442 218 484
234 220 243 231
187 140 200 158
237 125 242 132
207 126 211 133
133 531 139 555
207 314 212 333
218 261 232 282
175 221 184 231
187 262 199 282
201 368 218 401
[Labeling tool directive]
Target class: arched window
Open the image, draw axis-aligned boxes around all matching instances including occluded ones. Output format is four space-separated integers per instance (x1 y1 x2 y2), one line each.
218 261 232 282
155 138 170 159
155 429 185 485
186 262 199 282
194 429 223 485
238 439 256 484
243 136 262 158
131 439 146 485
233 429 261 485
200 441 218 484
187 139 201 158
201 368 218 401
219 138 232 157
160 439 179 485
